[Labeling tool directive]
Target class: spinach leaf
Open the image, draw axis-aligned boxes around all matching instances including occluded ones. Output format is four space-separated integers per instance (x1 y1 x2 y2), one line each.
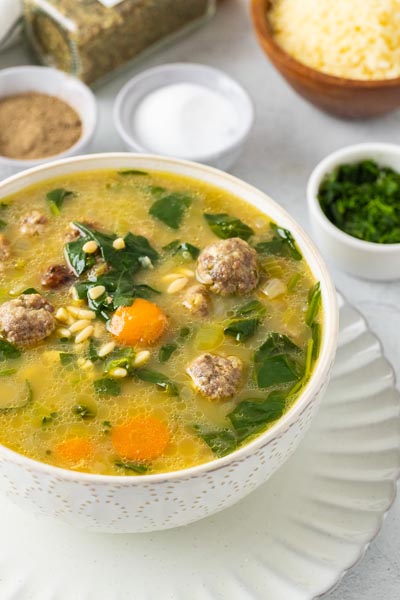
235 299 267 318
311 322 321 360
0 369 17 377
104 348 135 372
72 223 158 273
204 213 254 241
42 412 58 427
224 300 266 342
224 319 260 342
46 188 74 216
21 287 39 295
0 339 21 362
228 391 286 442
65 236 95 276
73 404 96 419
306 282 321 326
193 425 237 457
88 338 100 362
149 192 192 229
76 275 160 319
59 352 76 366
255 222 302 261
159 343 178 363
135 369 178 396
115 460 149 473
0 219 6 231
163 240 200 260
117 169 148 176
94 377 121 396
254 333 303 388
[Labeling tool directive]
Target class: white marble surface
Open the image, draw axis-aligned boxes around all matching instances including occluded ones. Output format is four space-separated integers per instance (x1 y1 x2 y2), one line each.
0 0 399 597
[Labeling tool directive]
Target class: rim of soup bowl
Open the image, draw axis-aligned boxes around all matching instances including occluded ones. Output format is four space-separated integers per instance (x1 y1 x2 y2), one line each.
0 153 338 485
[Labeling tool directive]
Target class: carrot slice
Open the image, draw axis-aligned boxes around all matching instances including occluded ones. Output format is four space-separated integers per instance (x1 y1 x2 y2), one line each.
54 438 93 464
109 298 167 346
111 416 170 461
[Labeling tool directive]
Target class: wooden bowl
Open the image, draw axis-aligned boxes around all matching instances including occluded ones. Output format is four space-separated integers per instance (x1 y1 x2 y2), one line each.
251 0 400 119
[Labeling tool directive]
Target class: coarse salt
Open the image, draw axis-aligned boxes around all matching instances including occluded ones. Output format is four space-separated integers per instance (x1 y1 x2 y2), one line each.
133 82 239 159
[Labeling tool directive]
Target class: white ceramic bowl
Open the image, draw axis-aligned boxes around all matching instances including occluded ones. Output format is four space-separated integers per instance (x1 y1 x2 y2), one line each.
0 66 97 173
307 143 400 281
0 153 338 533
114 63 254 171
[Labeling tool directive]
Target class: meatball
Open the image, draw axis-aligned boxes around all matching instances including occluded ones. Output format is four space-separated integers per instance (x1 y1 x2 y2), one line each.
196 237 259 295
0 294 55 347
187 353 242 400
182 284 210 317
20 211 48 236
41 264 75 289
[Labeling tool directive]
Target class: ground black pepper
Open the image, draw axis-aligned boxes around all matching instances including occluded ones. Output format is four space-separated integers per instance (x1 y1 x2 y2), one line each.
0 92 82 159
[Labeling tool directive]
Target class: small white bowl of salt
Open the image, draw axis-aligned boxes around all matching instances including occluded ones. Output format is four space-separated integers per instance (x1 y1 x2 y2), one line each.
114 63 254 171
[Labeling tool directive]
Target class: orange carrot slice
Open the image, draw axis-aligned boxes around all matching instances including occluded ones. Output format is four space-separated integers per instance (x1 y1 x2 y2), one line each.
109 298 167 346
54 438 93 464
111 416 170 461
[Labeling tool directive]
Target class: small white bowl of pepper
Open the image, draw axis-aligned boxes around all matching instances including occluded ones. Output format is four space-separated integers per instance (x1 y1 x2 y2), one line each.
307 143 400 281
0 66 97 172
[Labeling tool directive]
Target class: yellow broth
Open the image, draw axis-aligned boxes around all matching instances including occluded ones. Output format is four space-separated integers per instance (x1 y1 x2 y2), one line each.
0 170 321 475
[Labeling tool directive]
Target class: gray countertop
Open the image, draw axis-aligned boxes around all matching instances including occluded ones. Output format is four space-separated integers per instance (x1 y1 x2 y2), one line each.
0 0 399 597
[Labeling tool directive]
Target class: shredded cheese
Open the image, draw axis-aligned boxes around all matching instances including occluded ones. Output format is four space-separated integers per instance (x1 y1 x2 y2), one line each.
269 0 400 80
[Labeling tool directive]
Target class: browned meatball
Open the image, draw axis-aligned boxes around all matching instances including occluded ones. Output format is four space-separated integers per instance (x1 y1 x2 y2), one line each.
196 237 259 295
187 353 242 400
20 211 48 236
41 264 75 289
0 294 55 347
182 284 210 317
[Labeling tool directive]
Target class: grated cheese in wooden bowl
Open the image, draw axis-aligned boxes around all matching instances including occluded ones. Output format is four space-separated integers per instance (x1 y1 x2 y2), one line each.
269 0 400 81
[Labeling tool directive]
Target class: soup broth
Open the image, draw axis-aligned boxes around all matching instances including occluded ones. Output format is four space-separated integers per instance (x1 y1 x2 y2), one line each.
0 169 322 475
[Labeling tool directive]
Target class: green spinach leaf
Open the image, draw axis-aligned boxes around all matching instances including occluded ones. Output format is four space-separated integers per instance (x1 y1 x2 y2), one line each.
135 369 178 396
159 343 178 363
46 188 74 215
0 219 6 231
204 213 254 241
255 222 302 261
0 339 21 362
64 236 95 276
163 239 200 260
193 425 237 457
59 352 76 366
117 169 148 176
114 460 149 473
94 377 121 396
254 333 303 388
104 348 135 373
149 192 192 229
42 412 58 427
224 299 266 342
306 282 321 326
73 404 96 419
228 391 286 442
224 318 260 342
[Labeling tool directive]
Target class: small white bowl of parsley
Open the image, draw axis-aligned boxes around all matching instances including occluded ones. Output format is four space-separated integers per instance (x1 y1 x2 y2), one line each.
307 143 400 281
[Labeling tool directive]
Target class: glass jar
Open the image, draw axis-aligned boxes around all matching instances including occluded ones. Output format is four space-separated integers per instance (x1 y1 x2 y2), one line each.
23 0 216 85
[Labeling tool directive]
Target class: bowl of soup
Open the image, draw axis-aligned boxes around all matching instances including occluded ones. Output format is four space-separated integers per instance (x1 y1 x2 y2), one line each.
0 154 338 532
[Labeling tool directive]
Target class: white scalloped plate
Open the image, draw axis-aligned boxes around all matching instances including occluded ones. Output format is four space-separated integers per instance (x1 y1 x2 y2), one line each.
0 293 398 600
